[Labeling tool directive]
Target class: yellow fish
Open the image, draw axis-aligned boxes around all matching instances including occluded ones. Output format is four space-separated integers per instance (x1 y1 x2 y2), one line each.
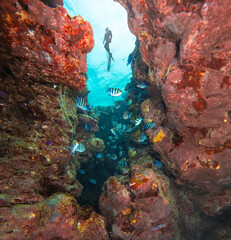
153 129 165 143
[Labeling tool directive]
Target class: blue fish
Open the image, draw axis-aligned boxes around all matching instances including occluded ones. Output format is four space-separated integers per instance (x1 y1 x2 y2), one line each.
75 97 90 111
107 153 117 160
137 81 148 89
119 125 126 134
154 160 164 169
111 145 117 149
0 90 8 98
125 125 133 133
144 122 156 129
126 99 132 105
78 169 85 174
134 117 143 126
137 134 147 143
119 151 123 157
114 135 119 140
119 158 127 167
107 86 122 97
96 153 103 158
85 123 91 132
46 141 50 146
89 179 97 184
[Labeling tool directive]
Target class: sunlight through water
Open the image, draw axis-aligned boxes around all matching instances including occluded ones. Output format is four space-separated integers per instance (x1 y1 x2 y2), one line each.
64 0 136 106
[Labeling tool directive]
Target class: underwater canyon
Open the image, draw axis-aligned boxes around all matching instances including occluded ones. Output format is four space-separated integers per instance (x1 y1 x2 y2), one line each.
0 0 231 239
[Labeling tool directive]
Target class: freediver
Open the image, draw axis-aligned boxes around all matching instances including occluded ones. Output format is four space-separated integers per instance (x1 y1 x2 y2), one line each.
103 27 114 71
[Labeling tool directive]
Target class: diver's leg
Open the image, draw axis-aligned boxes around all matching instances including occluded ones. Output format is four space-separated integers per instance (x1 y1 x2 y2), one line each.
107 56 111 71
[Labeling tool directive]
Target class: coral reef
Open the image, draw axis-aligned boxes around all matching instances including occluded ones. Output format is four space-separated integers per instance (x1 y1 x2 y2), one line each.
1 0 231 238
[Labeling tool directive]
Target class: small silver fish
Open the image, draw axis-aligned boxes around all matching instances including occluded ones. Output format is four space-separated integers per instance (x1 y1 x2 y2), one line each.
111 128 117 136
111 145 117 149
123 111 132 120
137 81 148 89
115 101 121 109
107 153 117 160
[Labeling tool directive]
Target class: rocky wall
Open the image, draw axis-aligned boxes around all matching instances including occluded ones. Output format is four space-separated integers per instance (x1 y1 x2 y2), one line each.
0 0 108 239
115 0 231 239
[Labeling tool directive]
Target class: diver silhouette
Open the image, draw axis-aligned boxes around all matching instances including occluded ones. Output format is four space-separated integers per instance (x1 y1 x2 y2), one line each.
103 27 114 71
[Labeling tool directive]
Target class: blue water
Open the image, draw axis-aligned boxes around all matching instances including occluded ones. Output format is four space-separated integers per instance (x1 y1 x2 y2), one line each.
63 0 136 106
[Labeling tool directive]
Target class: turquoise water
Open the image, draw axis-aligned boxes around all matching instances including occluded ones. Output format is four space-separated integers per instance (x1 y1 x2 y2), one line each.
63 0 136 106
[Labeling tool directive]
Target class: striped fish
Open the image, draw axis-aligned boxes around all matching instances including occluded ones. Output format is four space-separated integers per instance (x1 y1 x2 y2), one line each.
75 97 90 111
137 133 147 143
76 143 85 152
71 141 85 154
134 117 143 126
154 160 163 169
144 121 156 129
107 87 122 97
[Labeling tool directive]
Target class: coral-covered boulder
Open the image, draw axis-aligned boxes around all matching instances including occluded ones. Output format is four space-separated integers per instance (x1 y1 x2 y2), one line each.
0 193 109 239
129 166 157 198
78 113 99 132
99 167 178 239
